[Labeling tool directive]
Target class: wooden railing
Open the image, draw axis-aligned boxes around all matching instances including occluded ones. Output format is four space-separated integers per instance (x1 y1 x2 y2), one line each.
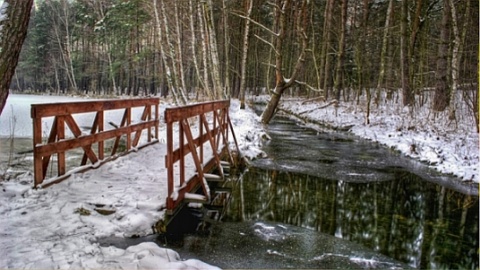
164 100 239 214
31 98 159 187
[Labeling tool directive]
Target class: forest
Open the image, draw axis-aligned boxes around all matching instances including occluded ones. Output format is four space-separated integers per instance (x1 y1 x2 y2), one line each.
7 0 480 125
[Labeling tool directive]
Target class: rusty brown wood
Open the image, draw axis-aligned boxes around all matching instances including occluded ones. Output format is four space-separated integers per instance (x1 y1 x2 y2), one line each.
31 98 159 187
164 100 239 215
31 98 158 118
166 121 174 211
200 114 224 178
181 119 210 200
81 112 100 166
57 116 66 176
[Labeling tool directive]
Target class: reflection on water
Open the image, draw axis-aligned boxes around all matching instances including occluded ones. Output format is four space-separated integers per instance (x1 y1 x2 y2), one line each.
224 167 479 269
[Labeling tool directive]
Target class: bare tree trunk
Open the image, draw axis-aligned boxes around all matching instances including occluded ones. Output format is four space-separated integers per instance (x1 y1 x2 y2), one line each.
318 0 334 96
222 0 231 98
432 0 450 111
97 3 117 94
153 0 179 104
375 0 394 104
197 0 212 99
160 0 187 104
447 0 468 123
203 0 223 99
239 0 253 109
188 0 211 100
321 0 335 98
261 0 309 124
0 0 34 115
173 1 188 102
333 0 348 101
401 0 413 107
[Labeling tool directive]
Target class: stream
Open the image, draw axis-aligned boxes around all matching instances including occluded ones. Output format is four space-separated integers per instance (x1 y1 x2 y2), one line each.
98 115 479 269
166 116 478 269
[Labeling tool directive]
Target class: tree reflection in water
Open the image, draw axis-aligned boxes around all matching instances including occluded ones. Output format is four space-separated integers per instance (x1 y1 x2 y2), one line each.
225 167 479 269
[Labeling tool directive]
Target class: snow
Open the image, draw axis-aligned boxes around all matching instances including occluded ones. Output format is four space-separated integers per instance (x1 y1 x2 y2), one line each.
0 92 477 268
0 94 263 269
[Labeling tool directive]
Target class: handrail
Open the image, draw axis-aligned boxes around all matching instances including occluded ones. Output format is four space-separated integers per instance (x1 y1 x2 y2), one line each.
31 98 159 187
164 99 239 214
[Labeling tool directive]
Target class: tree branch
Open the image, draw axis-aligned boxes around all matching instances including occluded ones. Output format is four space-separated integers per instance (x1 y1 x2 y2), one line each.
254 34 279 55
231 11 279 37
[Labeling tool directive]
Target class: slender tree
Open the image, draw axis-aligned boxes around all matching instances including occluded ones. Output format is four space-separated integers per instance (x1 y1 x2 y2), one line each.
432 0 450 111
375 0 394 104
333 0 348 101
400 0 413 107
239 0 253 109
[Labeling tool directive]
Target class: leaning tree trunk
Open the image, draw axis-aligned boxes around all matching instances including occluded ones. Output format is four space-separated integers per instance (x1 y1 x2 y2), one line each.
0 0 34 115
260 0 309 124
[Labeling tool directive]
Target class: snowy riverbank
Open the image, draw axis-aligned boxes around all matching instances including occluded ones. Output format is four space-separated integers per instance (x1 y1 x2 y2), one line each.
251 94 479 184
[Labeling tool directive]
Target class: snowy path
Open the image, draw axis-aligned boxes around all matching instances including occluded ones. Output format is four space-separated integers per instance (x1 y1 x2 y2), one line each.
0 142 220 268
0 95 263 269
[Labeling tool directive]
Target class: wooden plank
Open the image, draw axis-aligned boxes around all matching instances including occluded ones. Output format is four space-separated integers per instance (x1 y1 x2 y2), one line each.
33 116 43 187
166 122 174 211
35 120 157 157
31 98 159 118
126 108 131 150
57 116 66 176
98 111 104 160
164 100 229 123
179 119 185 186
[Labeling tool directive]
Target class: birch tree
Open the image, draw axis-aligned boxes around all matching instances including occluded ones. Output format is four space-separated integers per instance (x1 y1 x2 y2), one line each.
0 0 34 115
153 0 180 104
203 0 223 99
239 0 253 109
447 0 469 123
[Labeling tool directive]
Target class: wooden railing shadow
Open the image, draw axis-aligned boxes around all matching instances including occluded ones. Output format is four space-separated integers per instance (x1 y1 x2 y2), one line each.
31 98 159 187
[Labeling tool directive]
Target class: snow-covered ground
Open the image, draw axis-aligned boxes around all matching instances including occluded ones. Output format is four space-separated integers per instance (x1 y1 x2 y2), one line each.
0 94 264 269
252 91 479 183
0 92 477 269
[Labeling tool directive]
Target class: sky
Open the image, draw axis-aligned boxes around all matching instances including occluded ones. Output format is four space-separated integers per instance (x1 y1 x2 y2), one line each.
0 93 477 269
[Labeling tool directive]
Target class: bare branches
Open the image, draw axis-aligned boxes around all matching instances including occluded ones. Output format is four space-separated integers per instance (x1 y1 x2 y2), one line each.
231 11 279 37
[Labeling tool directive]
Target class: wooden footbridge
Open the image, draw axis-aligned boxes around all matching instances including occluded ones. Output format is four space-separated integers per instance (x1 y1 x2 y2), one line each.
31 98 240 216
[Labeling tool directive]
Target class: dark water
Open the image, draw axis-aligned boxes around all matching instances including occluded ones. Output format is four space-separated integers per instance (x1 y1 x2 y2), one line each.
223 167 478 269
219 117 478 269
